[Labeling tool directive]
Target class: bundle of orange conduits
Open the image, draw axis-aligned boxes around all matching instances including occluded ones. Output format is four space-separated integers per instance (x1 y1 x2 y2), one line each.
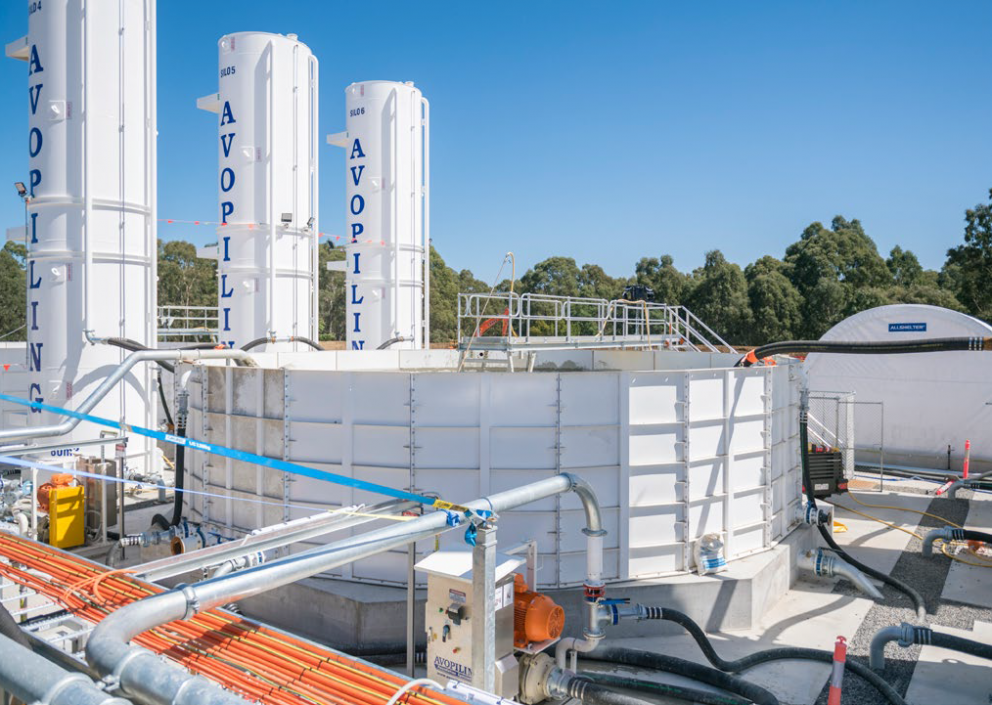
0 533 457 705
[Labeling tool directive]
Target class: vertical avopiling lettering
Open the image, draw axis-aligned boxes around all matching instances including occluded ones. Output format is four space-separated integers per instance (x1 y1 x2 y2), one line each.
220 100 236 126
348 133 367 350
349 138 365 160
29 343 43 372
28 127 42 157
220 167 235 192
219 97 237 341
28 84 43 114
28 383 42 414
27 42 45 385
221 132 236 158
27 45 43 75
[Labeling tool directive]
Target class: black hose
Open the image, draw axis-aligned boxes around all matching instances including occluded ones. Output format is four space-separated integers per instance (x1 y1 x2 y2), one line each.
166 413 188 527
563 676 689 705
376 336 406 350
240 336 323 352
799 415 921 616
738 337 992 366
798 413 927 620
639 607 906 705
949 529 992 544
928 630 992 662
102 337 234 373
584 646 780 705
580 672 750 705
149 513 171 531
157 370 174 429
103 337 175 373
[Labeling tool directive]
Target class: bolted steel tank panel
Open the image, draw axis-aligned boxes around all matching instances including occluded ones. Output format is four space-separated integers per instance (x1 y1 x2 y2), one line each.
179 351 803 589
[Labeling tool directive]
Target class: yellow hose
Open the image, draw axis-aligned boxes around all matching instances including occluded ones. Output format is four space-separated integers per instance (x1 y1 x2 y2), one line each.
831 493 991 570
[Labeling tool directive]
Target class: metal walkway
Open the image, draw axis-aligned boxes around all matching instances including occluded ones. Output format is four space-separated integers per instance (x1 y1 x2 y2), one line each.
458 292 736 353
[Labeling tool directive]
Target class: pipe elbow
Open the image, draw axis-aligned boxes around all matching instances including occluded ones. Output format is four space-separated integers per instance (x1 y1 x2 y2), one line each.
555 634 602 670
870 623 928 671
562 473 605 536
922 527 956 557
869 625 905 671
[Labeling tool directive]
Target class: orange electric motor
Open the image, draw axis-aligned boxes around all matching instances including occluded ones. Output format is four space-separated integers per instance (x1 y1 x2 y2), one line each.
513 573 564 648
36 473 76 512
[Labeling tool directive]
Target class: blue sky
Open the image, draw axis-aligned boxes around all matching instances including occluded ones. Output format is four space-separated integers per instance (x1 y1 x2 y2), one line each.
1 1 989 281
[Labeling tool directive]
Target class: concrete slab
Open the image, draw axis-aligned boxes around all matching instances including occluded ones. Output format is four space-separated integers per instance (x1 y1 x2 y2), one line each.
822 491 933 576
941 491 992 609
904 620 992 705
604 580 873 705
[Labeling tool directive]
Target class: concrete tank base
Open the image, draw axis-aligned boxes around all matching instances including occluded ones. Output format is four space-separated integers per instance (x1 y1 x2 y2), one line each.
236 525 816 652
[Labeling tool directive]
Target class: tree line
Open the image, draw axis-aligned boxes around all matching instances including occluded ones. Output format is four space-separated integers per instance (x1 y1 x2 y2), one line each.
0 189 989 346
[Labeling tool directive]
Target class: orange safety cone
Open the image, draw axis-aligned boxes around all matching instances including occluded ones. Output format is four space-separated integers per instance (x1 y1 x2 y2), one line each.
828 635 847 705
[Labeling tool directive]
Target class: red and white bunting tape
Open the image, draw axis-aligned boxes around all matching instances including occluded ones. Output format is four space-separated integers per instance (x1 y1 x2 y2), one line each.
157 219 387 247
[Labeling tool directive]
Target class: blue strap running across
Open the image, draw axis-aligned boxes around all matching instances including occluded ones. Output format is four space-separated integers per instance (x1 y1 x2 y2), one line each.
0 392 475 517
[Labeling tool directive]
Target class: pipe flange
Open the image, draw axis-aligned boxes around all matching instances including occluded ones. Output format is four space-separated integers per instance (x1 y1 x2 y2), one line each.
581 527 608 537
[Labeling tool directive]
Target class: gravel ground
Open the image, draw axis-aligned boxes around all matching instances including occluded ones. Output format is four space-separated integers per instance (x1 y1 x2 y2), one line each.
812 488 992 705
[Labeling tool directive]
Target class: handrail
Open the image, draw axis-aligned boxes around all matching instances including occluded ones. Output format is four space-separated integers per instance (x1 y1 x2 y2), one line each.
458 292 732 353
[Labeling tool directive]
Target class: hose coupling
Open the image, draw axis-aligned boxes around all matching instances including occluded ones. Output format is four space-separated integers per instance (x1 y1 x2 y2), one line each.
802 503 831 526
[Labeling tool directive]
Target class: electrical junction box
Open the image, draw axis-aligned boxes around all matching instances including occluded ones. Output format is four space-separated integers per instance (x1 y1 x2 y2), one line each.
416 550 523 699
48 485 85 549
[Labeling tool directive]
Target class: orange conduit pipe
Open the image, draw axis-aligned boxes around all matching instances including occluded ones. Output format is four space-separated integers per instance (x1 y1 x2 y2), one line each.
0 534 459 705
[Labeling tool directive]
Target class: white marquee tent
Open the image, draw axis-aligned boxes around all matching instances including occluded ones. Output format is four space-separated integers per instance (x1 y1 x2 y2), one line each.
805 304 992 475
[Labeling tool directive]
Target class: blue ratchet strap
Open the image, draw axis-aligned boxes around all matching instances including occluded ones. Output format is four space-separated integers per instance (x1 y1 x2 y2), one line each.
0 393 476 517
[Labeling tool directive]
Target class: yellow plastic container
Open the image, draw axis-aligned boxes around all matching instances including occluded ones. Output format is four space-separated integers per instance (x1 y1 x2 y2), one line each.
49 485 85 549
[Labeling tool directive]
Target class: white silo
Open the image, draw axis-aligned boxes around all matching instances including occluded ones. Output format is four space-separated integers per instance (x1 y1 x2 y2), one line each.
198 32 319 351
5 0 157 470
328 81 430 351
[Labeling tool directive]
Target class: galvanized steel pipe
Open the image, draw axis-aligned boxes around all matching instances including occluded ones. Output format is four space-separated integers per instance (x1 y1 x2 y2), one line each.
0 348 254 445
87 473 603 705
0 633 132 705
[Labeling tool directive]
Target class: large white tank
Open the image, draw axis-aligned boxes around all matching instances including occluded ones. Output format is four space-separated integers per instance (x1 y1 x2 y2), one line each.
329 81 429 351
180 350 802 588
198 32 319 351
5 0 157 470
